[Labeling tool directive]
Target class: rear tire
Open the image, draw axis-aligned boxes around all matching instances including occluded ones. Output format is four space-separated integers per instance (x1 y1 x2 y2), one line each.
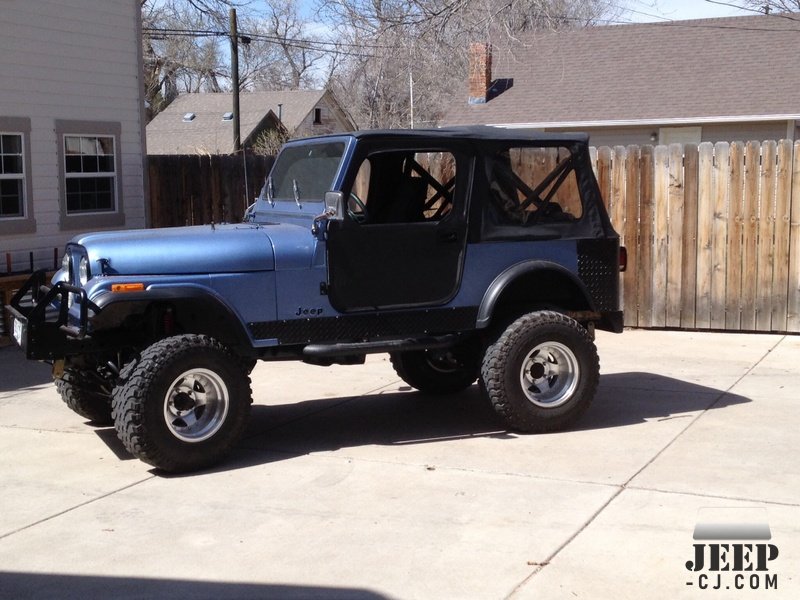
112 334 251 473
56 369 113 425
481 311 598 432
391 341 481 395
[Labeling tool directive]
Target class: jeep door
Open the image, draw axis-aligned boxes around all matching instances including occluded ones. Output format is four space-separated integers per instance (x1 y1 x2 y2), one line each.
326 144 470 312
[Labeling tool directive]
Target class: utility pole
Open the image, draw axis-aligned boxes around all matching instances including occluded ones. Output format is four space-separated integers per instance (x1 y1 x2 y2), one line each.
409 71 414 129
230 8 241 153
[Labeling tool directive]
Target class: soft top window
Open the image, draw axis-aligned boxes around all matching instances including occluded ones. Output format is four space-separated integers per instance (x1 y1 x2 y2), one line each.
486 146 583 226
271 141 345 201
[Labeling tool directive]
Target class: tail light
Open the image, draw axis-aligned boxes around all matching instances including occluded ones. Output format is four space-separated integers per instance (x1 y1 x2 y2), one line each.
619 246 628 272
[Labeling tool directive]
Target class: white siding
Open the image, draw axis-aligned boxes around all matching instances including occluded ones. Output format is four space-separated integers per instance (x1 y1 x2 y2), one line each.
0 0 145 272
549 121 795 149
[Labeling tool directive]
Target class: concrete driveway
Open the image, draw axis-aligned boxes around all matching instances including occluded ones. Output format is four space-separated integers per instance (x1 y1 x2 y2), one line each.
0 329 798 599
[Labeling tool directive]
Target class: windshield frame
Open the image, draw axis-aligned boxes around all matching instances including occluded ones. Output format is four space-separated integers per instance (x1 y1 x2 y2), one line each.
251 135 355 223
271 137 352 200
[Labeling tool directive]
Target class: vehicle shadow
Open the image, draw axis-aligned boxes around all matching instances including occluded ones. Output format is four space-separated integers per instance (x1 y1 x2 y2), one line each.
0 571 388 600
197 371 751 475
0 346 52 392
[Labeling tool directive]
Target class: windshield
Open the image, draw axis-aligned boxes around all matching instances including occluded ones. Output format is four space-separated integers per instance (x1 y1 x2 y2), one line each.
270 141 345 201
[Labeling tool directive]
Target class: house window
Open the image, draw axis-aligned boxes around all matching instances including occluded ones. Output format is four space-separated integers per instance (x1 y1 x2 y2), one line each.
56 120 124 230
0 133 25 218
64 135 117 214
0 117 35 235
313 108 322 124
659 126 702 146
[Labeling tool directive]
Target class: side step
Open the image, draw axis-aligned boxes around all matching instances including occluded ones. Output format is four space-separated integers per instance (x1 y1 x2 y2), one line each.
303 334 461 361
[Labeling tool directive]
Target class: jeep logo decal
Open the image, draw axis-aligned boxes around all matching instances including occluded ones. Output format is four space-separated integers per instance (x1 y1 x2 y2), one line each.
295 307 324 317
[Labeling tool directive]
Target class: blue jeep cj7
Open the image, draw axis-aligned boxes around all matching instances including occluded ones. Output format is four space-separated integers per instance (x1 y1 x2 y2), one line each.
8 127 625 472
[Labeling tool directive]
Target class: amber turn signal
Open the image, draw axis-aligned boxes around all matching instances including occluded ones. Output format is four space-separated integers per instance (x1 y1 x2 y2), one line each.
111 283 145 293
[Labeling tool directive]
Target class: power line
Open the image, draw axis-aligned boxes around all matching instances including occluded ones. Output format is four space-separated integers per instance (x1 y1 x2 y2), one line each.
704 0 800 22
142 7 800 60
142 26 391 59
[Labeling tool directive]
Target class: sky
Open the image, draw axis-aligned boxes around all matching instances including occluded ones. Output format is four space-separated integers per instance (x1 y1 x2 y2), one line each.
626 0 753 22
286 0 755 25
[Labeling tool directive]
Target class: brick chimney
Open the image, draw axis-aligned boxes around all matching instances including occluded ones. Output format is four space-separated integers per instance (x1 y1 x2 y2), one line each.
468 43 492 105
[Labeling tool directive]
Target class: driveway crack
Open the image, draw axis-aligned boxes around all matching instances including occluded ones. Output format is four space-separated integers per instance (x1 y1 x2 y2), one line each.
0 476 155 541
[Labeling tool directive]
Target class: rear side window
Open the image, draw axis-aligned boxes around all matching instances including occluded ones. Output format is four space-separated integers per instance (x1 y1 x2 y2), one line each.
486 146 583 226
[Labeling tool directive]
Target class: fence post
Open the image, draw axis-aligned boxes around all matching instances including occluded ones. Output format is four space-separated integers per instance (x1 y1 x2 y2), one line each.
681 145 699 329
788 141 800 332
710 142 730 329
772 140 793 331
725 142 745 330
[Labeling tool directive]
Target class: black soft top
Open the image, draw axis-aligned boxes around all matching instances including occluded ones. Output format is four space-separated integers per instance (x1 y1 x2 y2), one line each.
295 126 590 147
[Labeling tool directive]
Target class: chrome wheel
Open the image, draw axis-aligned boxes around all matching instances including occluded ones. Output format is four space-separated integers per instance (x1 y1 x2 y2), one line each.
164 368 229 442
519 341 580 408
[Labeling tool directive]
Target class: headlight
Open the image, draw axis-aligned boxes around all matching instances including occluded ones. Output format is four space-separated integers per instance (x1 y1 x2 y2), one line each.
79 256 90 285
62 252 73 283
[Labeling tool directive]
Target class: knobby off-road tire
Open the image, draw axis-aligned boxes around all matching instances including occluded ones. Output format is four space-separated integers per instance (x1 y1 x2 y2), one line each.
56 369 113 425
481 311 599 433
391 341 481 395
112 334 252 473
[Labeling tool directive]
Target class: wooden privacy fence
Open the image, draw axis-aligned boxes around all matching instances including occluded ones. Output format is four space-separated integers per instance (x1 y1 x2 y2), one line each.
593 141 800 333
148 153 274 228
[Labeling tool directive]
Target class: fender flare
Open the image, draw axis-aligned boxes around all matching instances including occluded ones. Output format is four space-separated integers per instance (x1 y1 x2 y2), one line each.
475 261 595 328
91 285 253 349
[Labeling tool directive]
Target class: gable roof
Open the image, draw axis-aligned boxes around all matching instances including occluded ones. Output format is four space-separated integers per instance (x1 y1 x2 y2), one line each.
445 14 800 128
147 90 336 154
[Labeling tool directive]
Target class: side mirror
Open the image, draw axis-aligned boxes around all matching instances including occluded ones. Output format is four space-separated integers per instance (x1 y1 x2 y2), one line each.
312 191 345 238
324 191 344 220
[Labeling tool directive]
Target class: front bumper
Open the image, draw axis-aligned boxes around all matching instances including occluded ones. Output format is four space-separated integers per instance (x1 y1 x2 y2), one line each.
5 270 94 360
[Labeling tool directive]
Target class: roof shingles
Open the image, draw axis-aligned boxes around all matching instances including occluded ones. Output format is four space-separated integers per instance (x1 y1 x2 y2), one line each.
445 14 800 126
147 90 328 155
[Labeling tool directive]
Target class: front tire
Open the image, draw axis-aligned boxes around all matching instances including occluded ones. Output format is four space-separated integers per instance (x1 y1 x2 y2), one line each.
481 311 599 432
112 334 252 473
56 368 113 425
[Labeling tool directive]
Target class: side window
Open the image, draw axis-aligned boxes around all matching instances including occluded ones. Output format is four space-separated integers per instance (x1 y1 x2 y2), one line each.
56 120 124 231
348 150 456 224
63 135 117 214
0 133 25 218
0 117 35 235
487 146 583 226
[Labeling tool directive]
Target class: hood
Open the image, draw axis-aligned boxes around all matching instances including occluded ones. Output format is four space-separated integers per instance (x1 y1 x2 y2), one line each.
72 223 314 275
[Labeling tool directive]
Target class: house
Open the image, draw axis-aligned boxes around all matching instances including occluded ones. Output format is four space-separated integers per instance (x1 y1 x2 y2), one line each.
146 90 355 155
445 15 800 147
0 0 148 272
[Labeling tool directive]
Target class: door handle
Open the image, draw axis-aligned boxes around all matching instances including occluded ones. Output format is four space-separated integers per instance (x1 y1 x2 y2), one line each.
438 230 459 243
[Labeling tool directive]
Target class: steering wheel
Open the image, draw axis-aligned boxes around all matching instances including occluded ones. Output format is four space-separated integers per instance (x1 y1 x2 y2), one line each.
347 192 368 224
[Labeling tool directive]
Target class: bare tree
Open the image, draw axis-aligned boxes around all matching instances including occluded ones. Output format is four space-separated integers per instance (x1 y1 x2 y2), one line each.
141 0 628 127
318 0 621 129
240 1 328 91
142 0 330 119
142 0 235 118
735 0 800 11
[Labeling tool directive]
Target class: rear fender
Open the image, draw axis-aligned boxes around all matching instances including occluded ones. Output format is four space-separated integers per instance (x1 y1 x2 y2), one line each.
476 261 595 328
